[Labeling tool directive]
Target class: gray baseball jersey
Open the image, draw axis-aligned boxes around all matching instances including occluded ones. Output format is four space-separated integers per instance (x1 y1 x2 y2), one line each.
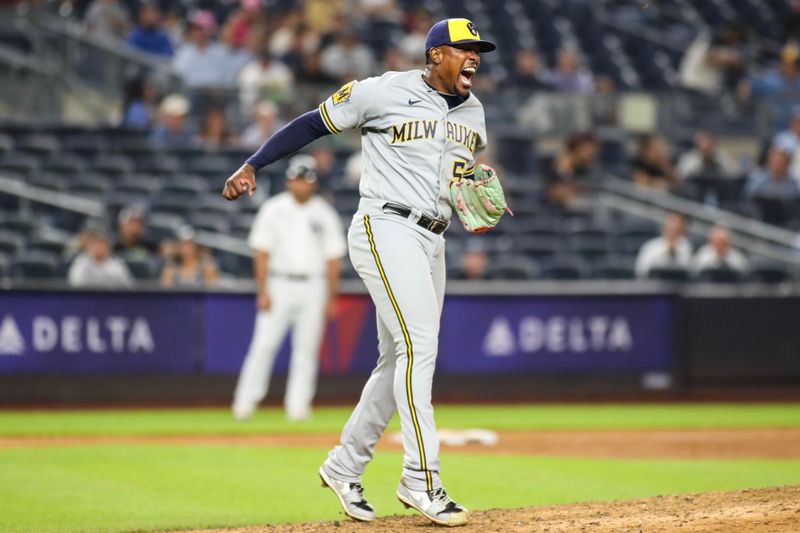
318 69 488 220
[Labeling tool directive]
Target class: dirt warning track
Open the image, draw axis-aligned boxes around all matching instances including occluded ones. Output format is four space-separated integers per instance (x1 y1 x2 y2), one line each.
2 428 799 459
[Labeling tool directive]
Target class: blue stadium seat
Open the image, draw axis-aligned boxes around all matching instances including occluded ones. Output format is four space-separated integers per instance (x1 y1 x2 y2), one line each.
540 256 590 280
487 254 540 280
10 251 59 280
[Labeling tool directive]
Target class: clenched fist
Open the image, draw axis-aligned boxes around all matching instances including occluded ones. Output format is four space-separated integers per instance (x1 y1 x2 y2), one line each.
222 164 257 201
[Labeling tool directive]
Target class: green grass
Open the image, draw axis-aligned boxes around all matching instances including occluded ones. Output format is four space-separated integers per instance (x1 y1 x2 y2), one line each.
1 403 799 437
0 404 799 532
0 445 799 533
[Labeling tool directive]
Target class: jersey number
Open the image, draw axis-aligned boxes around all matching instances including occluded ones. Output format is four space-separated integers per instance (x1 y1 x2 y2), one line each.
451 159 475 180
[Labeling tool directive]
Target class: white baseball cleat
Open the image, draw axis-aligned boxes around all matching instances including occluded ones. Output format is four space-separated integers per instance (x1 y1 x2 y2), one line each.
319 467 376 522
396 482 470 527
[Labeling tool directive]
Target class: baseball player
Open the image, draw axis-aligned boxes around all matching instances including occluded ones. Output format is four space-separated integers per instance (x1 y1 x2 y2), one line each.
232 155 346 422
223 18 507 527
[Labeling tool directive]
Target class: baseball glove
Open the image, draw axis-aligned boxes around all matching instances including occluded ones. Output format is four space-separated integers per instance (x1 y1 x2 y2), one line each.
450 164 510 234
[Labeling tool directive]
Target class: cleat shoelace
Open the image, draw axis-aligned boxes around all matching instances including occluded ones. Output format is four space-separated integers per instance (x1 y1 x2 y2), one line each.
430 488 462 513
349 483 369 505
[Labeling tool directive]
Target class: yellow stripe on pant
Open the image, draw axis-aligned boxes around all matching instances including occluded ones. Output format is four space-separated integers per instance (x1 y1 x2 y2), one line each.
363 215 432 491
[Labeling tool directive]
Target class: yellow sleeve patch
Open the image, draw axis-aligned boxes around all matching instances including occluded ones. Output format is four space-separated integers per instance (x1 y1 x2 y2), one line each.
331 81 354 106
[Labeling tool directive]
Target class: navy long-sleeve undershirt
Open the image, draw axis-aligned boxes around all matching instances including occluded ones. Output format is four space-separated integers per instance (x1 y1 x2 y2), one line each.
245 109 331 171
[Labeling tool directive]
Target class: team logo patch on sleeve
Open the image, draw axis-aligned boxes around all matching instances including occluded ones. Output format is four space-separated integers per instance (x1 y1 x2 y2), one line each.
332 81 354 105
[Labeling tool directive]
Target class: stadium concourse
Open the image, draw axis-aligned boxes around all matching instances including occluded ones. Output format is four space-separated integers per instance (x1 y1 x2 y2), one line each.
0 0 799 285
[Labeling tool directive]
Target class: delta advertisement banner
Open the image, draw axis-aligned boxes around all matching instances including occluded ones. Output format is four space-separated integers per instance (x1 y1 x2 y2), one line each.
0 292 672 375
439 295 673 374
0 292 198 373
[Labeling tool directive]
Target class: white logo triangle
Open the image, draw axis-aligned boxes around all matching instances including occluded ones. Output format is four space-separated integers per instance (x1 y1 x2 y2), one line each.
0 315 25 356
483 316 515 357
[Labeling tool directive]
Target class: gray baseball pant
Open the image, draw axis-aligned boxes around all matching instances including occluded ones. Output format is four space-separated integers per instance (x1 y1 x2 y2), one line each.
323 198 446 492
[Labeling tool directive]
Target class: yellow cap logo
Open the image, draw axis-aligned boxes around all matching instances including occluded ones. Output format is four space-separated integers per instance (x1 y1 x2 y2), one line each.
447 18 481 43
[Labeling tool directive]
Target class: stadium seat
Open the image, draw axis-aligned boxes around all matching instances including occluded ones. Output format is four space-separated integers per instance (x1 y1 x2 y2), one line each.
160 175 208 196
0 230 24 254
63 134 109 157
746 260 792 283
123 256 157 280
591 256 635 280
648 266 690 282
539 256 590 280
26 234 68 256
0 153 40 175
188 211 230 234
10 251 59 280
0 211 36 234
695 267 742 283
487 254 540 280
42 153 88 175
91 154 134 177
514 235 563 259
0 133 13 156
16 134 59 157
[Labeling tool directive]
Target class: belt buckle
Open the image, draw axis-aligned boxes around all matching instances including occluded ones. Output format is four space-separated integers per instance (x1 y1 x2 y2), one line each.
427 218 446 234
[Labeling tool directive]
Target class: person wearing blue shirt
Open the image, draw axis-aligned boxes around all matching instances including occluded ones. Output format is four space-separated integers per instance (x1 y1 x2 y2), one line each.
127 2 173 58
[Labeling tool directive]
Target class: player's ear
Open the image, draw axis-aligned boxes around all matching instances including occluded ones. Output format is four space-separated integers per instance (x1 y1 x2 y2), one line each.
429 46 443 65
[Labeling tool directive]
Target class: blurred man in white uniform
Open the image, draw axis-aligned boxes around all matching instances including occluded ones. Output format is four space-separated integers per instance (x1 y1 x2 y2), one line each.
233 155 347 421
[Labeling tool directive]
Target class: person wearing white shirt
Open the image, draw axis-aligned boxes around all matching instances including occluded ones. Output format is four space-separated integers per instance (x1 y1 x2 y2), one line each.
68 228 134 288
691 225 748 275
233 155 346 421
635 213 693 278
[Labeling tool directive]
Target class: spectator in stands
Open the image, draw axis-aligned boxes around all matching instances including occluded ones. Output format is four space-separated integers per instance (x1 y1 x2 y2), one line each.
634 213 692 278
114 204 155 259
772 108 800 184
238 49 294 112
747 45 800 127
782 0 800 44
356 0 401 23
120 77 157 129
745 147 800 225
223 0 265 49
704 24 751 92
398 10 432 65
197 108 238 150
173 11 232 89
149 93 195 148
457 239 489 280
512 49 552 91
544 48 594 94
691 225 748 276
240 100 282 148
677 131 738 182
83 0 130 40
161 7 184 48
68 226 133 288
631 134 679 191
546 131 599 211
382 46 413 72
160 226 220 287
320 29 375 82
127 2 173 58
751 46 800 98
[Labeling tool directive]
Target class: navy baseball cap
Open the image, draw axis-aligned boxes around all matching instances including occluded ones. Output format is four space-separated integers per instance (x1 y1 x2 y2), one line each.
425 18 496 53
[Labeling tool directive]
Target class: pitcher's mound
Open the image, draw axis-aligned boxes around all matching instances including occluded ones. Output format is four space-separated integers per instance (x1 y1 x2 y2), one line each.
188 484 799 532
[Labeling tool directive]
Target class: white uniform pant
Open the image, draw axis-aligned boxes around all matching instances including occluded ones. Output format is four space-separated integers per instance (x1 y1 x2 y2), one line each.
233 276 327 417
324 199 446 492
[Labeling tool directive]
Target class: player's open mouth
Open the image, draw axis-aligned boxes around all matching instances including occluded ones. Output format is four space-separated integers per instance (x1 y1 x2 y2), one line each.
459 66 476 88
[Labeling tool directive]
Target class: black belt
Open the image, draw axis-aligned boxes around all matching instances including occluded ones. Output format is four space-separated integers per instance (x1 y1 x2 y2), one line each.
382 203 448 235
